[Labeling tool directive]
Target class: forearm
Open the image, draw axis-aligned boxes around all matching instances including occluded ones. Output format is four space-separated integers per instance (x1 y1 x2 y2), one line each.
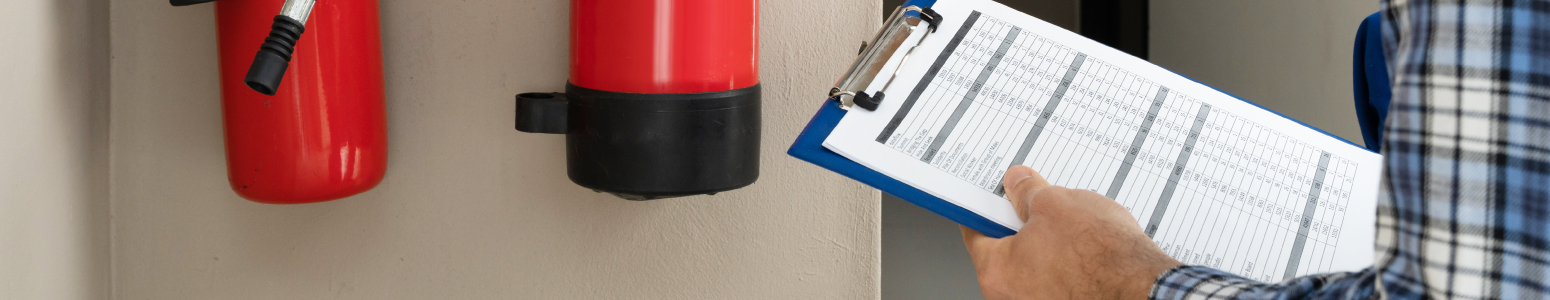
1149 266 1375 300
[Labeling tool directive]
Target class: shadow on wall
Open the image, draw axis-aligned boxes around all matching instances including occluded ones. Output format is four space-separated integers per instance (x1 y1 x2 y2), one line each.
51 0 112 298
0 0 112 298
882 0 1076 29
881 194 985 299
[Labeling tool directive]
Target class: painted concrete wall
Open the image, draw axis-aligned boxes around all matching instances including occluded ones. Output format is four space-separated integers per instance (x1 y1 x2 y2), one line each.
0 0 110 299
1151 0 1379 146
107 0 882 298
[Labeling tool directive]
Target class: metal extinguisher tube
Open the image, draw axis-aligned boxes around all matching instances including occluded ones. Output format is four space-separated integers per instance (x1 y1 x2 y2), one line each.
278 0 316 21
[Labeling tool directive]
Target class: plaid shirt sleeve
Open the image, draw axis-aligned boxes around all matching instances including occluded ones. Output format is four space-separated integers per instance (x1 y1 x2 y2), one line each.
1151 0 1550 299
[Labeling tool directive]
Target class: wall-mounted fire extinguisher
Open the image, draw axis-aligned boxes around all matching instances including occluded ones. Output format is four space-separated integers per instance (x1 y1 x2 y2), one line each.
516 0 761 200
172 0 387 204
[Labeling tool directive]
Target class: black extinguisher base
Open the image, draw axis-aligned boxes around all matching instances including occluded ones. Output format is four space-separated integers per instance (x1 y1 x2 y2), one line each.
567 83 761 200
517 84 761 200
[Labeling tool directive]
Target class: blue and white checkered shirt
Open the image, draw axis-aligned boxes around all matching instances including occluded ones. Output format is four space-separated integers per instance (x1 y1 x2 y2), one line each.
1150 0 1550 299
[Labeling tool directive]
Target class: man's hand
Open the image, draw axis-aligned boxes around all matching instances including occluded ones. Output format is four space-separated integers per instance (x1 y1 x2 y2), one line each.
963 166 1182 300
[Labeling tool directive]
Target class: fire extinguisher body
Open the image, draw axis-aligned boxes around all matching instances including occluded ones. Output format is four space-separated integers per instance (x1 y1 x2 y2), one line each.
529 0 760 200
570 0 758 93
215 0 387 204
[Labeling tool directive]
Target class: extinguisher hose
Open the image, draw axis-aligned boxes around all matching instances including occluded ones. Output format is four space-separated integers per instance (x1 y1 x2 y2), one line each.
243 0 315 96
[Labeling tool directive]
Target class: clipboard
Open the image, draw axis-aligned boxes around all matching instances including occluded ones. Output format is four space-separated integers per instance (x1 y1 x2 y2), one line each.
785 0 1026 237
788 0 1370 239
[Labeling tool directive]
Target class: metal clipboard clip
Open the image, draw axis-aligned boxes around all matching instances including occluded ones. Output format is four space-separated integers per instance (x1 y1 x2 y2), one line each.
830 5 943 111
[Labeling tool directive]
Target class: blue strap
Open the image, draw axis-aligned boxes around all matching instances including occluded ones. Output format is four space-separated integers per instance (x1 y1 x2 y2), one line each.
1352 12 1391 152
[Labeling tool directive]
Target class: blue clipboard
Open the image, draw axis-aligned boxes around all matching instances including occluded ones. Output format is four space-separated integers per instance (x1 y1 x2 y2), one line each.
789 97 1021 238
787 0 1370 239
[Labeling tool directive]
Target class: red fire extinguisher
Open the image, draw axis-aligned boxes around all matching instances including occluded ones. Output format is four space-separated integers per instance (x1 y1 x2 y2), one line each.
516 0 761 200
173 0 387 204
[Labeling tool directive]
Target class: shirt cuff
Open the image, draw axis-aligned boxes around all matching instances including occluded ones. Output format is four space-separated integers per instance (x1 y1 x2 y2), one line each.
1148 265 1265 300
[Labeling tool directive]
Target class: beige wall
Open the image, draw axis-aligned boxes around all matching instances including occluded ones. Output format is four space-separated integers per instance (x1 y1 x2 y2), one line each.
0 0 110 299
108 0 882 299
1151 0 1378 146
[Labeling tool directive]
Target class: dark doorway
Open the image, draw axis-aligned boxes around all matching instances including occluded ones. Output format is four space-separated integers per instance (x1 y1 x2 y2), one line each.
1081 0 1148 59
879 0 1146 58
882 0 1078 30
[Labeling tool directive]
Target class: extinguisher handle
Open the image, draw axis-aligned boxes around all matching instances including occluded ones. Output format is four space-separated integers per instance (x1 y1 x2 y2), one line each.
243 16 305 96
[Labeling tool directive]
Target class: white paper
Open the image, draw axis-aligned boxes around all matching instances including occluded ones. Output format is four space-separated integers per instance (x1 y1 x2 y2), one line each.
824 0 1382 281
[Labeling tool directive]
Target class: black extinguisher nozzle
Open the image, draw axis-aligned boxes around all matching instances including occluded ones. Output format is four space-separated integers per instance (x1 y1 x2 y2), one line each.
168 0 217 6
244 15 305 96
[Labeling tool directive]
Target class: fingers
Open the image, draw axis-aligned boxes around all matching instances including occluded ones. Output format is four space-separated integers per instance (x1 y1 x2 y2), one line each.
960 225 998 260
1002 165 1050 222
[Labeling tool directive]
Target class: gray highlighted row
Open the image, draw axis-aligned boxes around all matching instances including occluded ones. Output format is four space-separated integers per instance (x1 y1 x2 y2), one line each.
921 26 1023 162
1282 152 1331 280
1104 87 1170 199
1143 103 1212 237
996 53 1088 196
876 11 982 144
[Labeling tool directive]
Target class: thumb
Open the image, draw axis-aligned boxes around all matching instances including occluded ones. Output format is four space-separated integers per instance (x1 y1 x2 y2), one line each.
1002 165 1049 222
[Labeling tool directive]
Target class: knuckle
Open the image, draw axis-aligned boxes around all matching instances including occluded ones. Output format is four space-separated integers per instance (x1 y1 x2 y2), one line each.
1027 185 1068 206
1006 175 1045 194
1010 181 1049 200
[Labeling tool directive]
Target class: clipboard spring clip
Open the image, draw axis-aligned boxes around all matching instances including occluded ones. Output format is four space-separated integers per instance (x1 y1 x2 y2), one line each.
829 5 941 111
